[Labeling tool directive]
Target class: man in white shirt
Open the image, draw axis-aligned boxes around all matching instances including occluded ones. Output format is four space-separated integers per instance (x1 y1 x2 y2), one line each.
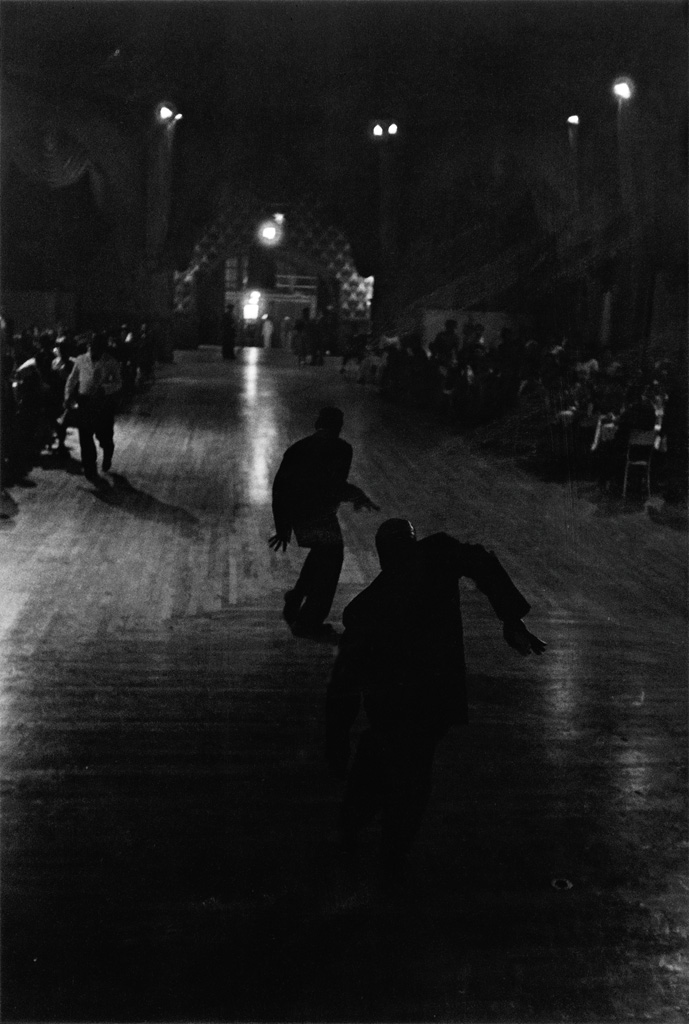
64 334 122 482
261 316 274 348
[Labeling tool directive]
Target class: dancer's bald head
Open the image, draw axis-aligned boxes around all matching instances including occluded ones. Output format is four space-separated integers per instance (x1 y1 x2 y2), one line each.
375 518 417 571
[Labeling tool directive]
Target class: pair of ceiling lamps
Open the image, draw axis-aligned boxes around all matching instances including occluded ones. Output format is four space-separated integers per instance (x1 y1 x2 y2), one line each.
156 102 183 124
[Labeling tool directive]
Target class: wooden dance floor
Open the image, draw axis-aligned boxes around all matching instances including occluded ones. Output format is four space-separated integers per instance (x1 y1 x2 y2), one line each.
1 348 687 1022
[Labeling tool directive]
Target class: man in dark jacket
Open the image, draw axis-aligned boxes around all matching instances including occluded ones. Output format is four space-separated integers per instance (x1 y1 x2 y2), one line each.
221 305 237 360
269 407 377 639
429 318 459 369
326 518 545 878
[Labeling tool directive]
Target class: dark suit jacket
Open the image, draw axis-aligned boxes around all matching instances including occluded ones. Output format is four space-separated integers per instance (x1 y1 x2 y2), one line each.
272 432 353 546
327 533 531 747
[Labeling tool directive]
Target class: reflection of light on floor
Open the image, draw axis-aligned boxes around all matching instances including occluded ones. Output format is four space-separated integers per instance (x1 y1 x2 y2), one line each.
614 742 653 809
543 626 580 727
249 452 270 502
236 349 281 502
541 621 582 766
243 348 259 402
248 412 278 504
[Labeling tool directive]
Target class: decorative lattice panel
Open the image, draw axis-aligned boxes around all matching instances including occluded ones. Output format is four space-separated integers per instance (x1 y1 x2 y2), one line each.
175 192 372 319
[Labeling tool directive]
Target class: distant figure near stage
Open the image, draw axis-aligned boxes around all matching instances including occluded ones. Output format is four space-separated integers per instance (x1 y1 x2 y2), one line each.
221 305 237 360
326 518 545 882
294 307 317 367
269 407 379 640
261 315 274 349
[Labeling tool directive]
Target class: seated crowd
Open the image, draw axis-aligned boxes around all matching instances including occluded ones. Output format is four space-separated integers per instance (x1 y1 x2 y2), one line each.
342 319 530 424
341 318 686 499
1 320 157 485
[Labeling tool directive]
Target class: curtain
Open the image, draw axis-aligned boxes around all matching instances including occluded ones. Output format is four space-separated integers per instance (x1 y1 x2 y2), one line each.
8 118 92 191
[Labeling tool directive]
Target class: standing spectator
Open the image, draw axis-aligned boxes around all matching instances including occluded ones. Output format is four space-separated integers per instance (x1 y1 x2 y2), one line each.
283 317 295 353
340 329 369 375
64 333 122 483
380 323 401 355
12 341 54 464
261 314 274 349
221 305 237 360
326 518 545 883
137 323 156 384
269 407 378 640
357 336 383 386
50 339 74 451
377 323 401 389
312 312 326 366
294 308 314 367
429 319 459 369
519 338 541 391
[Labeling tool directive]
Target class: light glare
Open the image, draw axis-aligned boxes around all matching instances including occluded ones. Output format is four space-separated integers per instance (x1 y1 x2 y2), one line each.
567 115 579 125
613 78 634 101
388 123 398 135
373 124 384 136
257 219 282 245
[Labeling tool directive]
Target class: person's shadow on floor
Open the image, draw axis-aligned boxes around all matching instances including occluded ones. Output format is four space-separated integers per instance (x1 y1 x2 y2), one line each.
38 446 84 475
94 472 200 537
0 489 19 529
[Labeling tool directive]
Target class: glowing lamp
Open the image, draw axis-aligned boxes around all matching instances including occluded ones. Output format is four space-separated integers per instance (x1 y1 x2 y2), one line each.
567 115 579 125
388 123 398 135
257 219 283 245
156 103 176 122
373 124 384 137
243 303 259 320
613 78 634 101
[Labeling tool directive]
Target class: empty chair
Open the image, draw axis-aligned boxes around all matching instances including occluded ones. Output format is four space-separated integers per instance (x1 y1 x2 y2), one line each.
622 429 656 499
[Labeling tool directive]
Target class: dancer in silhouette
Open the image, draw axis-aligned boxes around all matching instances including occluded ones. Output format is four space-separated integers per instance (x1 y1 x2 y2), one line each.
326 517 545 881
269 407 378 639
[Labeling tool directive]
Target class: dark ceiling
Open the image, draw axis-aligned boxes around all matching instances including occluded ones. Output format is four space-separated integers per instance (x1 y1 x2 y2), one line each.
2 0 687 271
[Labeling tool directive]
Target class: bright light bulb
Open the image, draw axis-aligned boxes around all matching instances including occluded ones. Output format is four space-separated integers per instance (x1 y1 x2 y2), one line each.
158 105 174 121
388 123 398 135
261 225 277 241
567 115 579 125
613 78 633 101
373 124 383 136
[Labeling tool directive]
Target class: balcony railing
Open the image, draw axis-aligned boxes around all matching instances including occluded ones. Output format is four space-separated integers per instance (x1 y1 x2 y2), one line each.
275 274 317 294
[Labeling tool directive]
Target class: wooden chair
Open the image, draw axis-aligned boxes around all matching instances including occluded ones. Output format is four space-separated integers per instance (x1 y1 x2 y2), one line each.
622 429 656 499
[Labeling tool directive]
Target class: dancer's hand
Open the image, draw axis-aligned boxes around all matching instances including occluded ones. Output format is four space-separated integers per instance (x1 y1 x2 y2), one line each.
503 620 546 656
354 494 380 512
346 485 380 512
268 533 289 552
